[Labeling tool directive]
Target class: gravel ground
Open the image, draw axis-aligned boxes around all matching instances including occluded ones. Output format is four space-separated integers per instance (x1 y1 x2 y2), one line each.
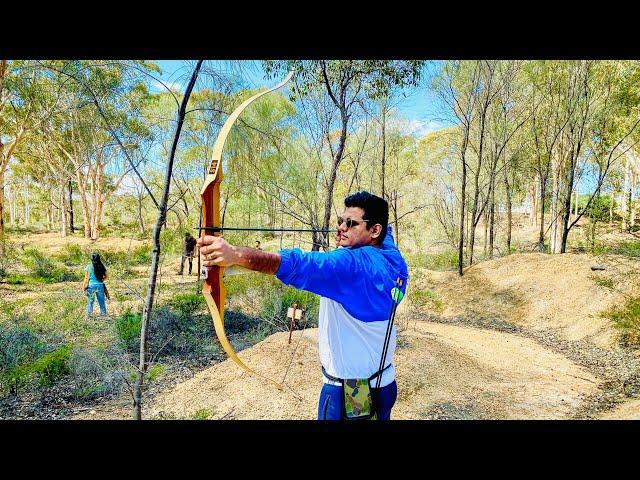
418 311 640 419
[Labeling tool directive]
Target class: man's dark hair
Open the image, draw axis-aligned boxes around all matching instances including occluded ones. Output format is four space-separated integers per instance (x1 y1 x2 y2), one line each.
344 191 388 244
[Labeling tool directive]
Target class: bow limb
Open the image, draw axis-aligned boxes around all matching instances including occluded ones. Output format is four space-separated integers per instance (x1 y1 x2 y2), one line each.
200 71 294 389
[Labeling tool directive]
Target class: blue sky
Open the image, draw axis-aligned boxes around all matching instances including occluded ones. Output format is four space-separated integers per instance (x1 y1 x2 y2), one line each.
149 61 606 195
152 60 449 137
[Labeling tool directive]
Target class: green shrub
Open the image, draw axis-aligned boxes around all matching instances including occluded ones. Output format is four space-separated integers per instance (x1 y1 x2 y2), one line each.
20 248 81 283
410 289 445 313
2 274 27 284
114 309 142 352
259 286 319 329
0 325 72 394
160 229 184 257
147 363 167 382
225 272 280 297
407 249 459 271
0 240 19 278
593 277 616 289
610 240 640 258
31 346 71 387
69 346 128 400
191 407 215 420
604 297 640 347
0 324 48 394
21 247 57 279
58 243 86 266
148 306 216 359
130 245 152 265
167 293 205 319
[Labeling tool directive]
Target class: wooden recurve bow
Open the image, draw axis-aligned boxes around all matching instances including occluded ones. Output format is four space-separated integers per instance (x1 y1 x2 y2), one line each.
200 71 294 389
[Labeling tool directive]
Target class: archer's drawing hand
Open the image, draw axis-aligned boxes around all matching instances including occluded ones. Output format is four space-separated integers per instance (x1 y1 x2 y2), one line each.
197 235 239 267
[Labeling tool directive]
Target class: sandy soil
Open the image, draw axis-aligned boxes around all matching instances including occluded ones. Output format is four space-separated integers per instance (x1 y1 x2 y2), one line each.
412 252 640 349
598 399 640 419
106 319 599 420
10 231 638 420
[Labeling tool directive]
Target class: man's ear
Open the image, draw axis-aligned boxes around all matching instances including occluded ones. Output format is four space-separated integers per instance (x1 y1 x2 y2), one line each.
369 223 383 241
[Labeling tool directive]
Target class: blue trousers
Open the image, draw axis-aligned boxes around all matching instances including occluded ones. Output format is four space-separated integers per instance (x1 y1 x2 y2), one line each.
87 284 107 315
317 380 397 420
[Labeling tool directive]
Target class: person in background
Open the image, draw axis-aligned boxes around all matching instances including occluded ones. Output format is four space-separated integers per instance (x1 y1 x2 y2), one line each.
179 232 198 275
82 252 108 316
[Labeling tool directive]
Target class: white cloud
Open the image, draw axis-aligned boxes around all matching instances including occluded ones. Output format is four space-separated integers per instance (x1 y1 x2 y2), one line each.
403 119 446 137
150 80 183 93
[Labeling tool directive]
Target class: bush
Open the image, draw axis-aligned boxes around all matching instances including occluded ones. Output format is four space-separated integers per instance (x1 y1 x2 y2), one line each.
410 289 445 313
147 363 167 382
610 240 640 258
167 293 205 319
148 306 216 360
257 286 319 336
114 309 142 352
0 325 72 394
21 247 57 279
30 346 71 387
0 324 48 394
0 240 19 279
20 248 81 283
58 244 86 266
406 249 459 271
69 346 128 400
605 297 640 348
191 407 215 420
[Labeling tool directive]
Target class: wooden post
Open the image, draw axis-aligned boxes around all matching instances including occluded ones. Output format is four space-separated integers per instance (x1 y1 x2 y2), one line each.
287 304 303 344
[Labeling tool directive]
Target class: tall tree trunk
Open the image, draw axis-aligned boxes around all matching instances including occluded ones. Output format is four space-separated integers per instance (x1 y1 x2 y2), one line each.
60 185 68 237
0 167 5 245
560 162 577 253
458 133 469 276
538 169 547 250
68 180 75 234
483 207 489 258
631 171 637 228
320 109 348 252
504 167 513 254
622 157 630 231
381 104 386 200
609 194 614 225
134 60 202 420
488 163 497 259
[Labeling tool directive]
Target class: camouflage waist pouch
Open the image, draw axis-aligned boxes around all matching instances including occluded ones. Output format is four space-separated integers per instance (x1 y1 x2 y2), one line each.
322 365 392 420
343 378 376 420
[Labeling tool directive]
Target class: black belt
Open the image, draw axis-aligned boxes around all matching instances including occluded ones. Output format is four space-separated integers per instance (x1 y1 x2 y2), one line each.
322 364 392 385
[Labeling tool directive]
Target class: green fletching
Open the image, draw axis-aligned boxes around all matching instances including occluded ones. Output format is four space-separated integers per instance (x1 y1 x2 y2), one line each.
391 287 404 303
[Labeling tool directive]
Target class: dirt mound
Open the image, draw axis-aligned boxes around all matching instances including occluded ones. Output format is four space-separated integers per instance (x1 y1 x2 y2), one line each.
146 322 599 420
598 399 640 419
412 252 640 348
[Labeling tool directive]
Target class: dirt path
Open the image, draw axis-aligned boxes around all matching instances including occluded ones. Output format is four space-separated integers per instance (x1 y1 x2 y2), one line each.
76 320 597 420
70 248 640 420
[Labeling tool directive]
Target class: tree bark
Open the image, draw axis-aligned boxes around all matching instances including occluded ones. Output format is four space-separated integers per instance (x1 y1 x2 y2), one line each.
68 180 75 234
504 166 513 254
320 108 348 252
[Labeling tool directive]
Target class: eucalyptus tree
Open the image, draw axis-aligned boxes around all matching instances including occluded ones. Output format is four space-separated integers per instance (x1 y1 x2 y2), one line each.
39 60 156 239
0 60 64 241
264 60 424 250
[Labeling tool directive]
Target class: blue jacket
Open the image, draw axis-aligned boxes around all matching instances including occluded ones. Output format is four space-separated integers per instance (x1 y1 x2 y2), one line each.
275 226 408 321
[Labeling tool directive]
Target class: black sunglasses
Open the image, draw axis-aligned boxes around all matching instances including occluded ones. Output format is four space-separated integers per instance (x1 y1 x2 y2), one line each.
337 217 368 229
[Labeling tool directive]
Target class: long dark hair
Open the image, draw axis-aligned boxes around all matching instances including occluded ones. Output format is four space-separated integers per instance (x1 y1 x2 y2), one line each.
91 252 107 282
